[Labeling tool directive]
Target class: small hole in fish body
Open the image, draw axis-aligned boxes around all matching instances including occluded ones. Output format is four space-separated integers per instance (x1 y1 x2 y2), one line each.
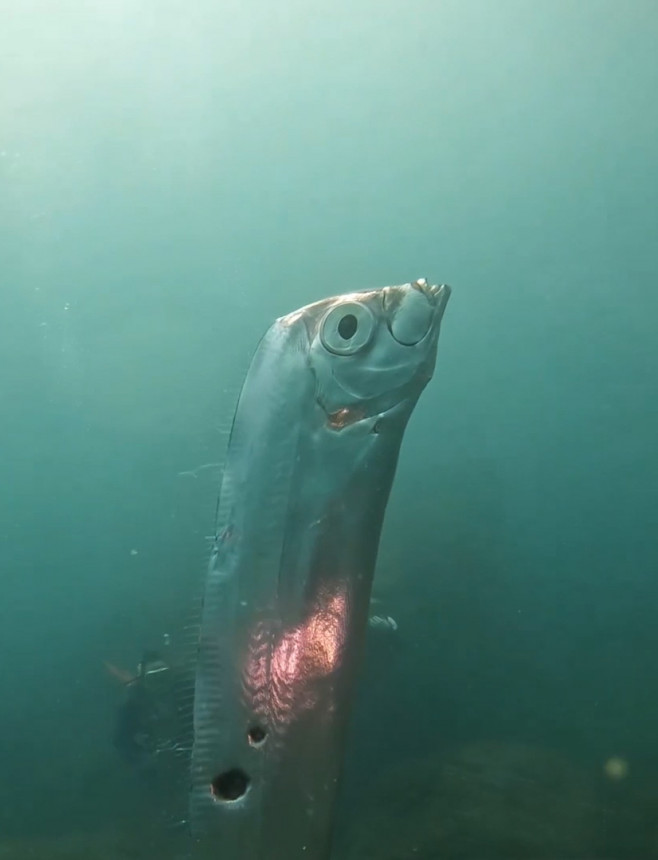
211 768 250 802
247 724 267 747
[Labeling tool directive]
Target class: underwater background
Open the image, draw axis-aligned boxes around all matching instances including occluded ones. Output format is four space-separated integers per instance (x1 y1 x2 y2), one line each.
1 1 657 857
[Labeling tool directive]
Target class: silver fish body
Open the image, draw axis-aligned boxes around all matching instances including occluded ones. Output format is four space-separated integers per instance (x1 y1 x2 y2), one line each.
191 280 451 857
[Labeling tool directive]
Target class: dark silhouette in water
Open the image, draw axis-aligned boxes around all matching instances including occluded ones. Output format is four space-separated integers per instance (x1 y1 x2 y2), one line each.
111 649 183 772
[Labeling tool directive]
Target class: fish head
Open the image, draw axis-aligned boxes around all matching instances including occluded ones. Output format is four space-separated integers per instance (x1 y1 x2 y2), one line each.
291 279 451 427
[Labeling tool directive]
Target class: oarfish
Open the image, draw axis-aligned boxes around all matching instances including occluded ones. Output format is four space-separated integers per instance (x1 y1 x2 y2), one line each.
190 279 451 858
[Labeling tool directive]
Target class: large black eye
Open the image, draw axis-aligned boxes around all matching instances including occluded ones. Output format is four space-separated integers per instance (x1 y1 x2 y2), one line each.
337 313 358 339
320 301 375 355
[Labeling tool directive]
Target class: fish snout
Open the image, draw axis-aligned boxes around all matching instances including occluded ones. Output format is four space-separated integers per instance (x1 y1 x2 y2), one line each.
386 279 451 346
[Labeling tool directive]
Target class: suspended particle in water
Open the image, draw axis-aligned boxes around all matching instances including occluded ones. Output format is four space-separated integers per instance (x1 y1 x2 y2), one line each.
603 756 629 781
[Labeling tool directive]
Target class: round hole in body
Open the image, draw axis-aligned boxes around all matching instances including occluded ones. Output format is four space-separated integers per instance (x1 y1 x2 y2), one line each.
247 725 267 746
211 768 250 802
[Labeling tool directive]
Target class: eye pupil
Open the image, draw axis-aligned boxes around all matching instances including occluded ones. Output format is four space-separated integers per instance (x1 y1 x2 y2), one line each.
319 302 375 355
337 313 358 340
